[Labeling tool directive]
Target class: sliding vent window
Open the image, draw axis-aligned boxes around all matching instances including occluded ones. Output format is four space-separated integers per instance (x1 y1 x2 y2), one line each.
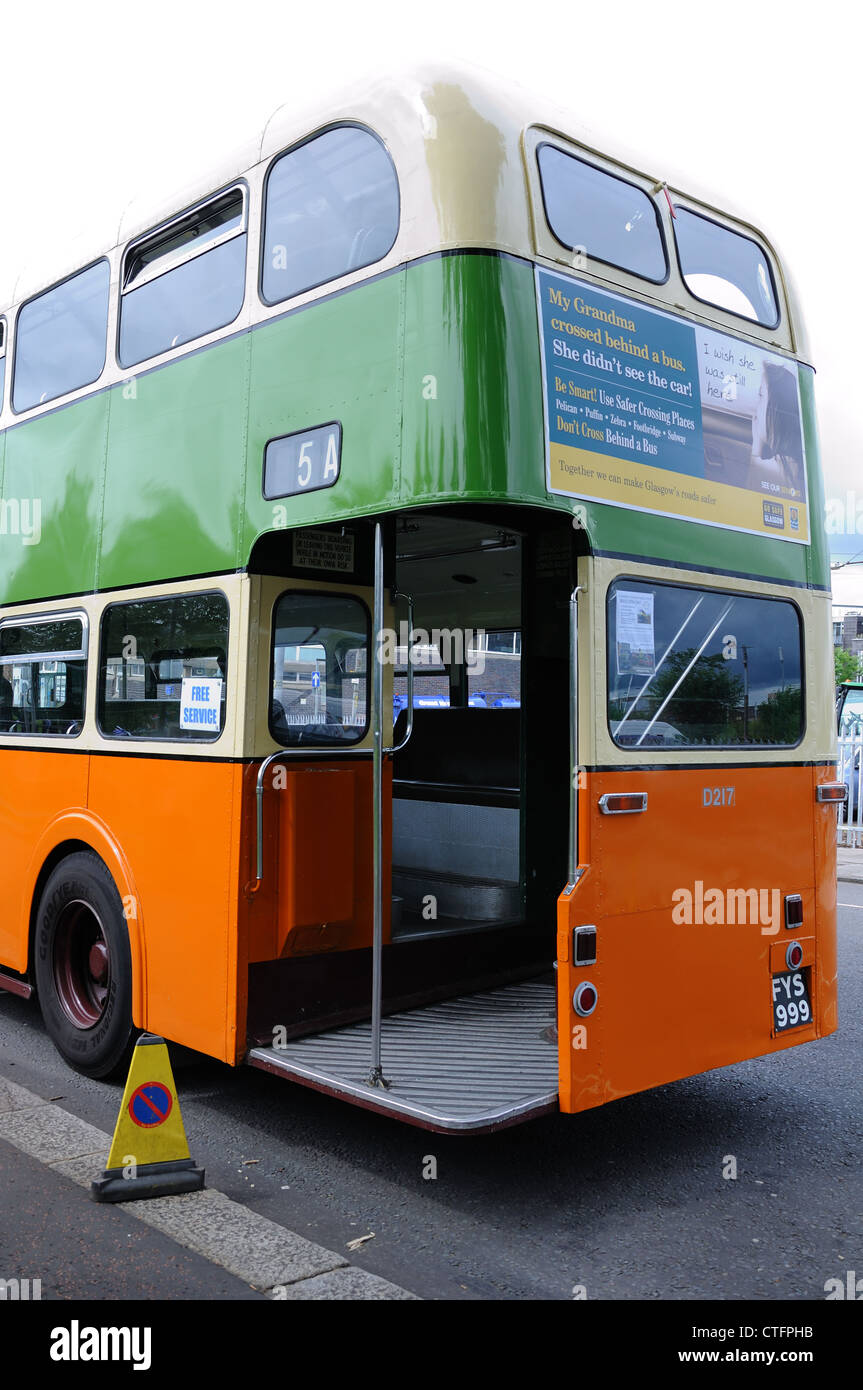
262 126 399 305
271 591 369 746
98 592 229 741
537 144 667 283
0 614 87 737
673 207 779 327
119 188 247 367
13 262 110 413
607 578 803 748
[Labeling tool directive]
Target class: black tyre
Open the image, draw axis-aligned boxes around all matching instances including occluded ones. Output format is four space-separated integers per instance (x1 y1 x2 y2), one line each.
33 851 137 1079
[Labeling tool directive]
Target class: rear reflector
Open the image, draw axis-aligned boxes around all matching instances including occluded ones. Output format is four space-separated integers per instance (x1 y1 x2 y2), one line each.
784 894 803 930
816 783 848 803
786 941 804 970
573 982 598 1017
598 792 647 815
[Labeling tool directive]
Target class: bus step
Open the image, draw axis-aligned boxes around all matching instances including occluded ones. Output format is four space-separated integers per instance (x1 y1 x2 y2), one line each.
246 977 558 1134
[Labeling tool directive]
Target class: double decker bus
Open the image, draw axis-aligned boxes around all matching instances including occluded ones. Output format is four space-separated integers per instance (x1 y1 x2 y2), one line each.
0 66 840 1132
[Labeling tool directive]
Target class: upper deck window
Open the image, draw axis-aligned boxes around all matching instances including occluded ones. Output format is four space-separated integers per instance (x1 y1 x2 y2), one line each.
13 262 110 413
0 319 5 409
536 144 667 284
261 125 399 306
673 207 779 328
119 188 247 367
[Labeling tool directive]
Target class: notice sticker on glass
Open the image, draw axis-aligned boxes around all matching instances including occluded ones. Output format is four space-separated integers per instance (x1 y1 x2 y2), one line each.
616 591 655 676
179 677 223 732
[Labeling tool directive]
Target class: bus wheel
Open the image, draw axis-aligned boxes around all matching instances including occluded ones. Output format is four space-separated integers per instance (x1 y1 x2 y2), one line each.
34 852 136 1079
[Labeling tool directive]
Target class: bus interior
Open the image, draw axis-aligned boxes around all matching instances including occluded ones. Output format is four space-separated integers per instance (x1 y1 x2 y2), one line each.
246 507 578 1129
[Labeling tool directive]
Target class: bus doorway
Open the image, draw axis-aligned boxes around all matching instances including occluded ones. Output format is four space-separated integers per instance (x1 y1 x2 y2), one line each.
389 508 572 944
246 507 577 1131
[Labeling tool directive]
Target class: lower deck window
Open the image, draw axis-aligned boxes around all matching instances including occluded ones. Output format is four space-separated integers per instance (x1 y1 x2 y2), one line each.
270 591 369 745
98 591 228 741
607 578 803 748
0 614 87 736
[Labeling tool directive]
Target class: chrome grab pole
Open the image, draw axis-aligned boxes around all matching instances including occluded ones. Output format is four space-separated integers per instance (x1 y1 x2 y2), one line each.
368 521 389 1087
385 590 415 756
247 748 324 894
569 585 584 883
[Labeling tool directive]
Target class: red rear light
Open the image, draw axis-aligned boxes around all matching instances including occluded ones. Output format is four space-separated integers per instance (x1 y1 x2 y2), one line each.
573 983 597 1017
598 792 647 815
786 942 804 970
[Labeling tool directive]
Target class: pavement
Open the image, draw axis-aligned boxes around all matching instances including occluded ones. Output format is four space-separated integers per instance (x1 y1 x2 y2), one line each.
836 846 863 883
0 1074 417 1301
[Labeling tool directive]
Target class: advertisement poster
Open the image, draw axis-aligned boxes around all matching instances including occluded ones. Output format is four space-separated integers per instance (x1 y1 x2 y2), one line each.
537 267 809 542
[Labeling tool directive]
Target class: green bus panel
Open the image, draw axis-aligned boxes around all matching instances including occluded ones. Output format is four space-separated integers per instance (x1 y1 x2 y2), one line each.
0 253 828 605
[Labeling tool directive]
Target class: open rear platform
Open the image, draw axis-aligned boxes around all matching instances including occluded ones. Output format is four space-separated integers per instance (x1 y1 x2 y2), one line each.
247 977 559 1133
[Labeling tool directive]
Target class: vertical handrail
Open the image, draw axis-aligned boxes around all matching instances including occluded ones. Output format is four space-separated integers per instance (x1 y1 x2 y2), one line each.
385 590 415 756
368 522 389 1087
569 585 583 882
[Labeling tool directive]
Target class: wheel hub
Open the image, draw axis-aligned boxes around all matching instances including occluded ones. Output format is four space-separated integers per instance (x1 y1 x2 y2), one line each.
53 900 111 1029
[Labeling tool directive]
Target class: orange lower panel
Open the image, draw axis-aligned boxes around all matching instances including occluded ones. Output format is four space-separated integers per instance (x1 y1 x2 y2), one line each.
557 764 838 1113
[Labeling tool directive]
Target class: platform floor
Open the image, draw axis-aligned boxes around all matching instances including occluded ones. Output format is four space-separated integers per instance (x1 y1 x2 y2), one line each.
247 976 559 1133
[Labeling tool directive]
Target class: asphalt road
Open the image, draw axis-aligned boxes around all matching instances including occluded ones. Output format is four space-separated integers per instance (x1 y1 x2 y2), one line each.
0 900 860 1301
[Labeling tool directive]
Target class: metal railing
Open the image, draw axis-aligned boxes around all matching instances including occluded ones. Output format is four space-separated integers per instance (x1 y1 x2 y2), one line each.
837 726 863 847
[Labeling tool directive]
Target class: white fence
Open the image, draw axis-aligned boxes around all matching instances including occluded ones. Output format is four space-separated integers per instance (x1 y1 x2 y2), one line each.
837 727 863 847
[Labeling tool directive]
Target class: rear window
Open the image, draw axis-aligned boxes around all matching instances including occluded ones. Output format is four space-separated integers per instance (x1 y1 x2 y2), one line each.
537 144 667 283
673 207 779 328
607 578 803 748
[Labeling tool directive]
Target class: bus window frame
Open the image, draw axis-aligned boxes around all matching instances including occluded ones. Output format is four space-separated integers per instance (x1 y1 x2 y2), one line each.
268 587 372 748
534 138 670 288
96 587 231 745
0 315 6 411
605 575 806 752
117 180 250 370
11 258 111 417
258 121 401 309
0 608 90 739
670 201 781 332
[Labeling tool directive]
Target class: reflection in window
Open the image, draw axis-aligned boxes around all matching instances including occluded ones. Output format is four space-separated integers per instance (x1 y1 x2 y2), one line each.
120 189 247 366
0 615 87 736
262 126 399 305
98 592 228 741
13 262 110 412
271 592 369 745
607 579 802 748
537 144 667 283
673 207 778 327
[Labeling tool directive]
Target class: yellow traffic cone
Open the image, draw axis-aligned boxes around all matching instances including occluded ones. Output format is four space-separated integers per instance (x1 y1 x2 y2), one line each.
91 1034 205 1202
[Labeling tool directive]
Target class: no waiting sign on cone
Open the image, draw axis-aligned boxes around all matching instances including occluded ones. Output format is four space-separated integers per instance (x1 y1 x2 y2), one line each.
91 1034 205 1203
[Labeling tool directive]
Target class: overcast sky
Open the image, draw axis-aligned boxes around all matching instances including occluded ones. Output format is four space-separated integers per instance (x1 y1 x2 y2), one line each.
2 0 859 601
